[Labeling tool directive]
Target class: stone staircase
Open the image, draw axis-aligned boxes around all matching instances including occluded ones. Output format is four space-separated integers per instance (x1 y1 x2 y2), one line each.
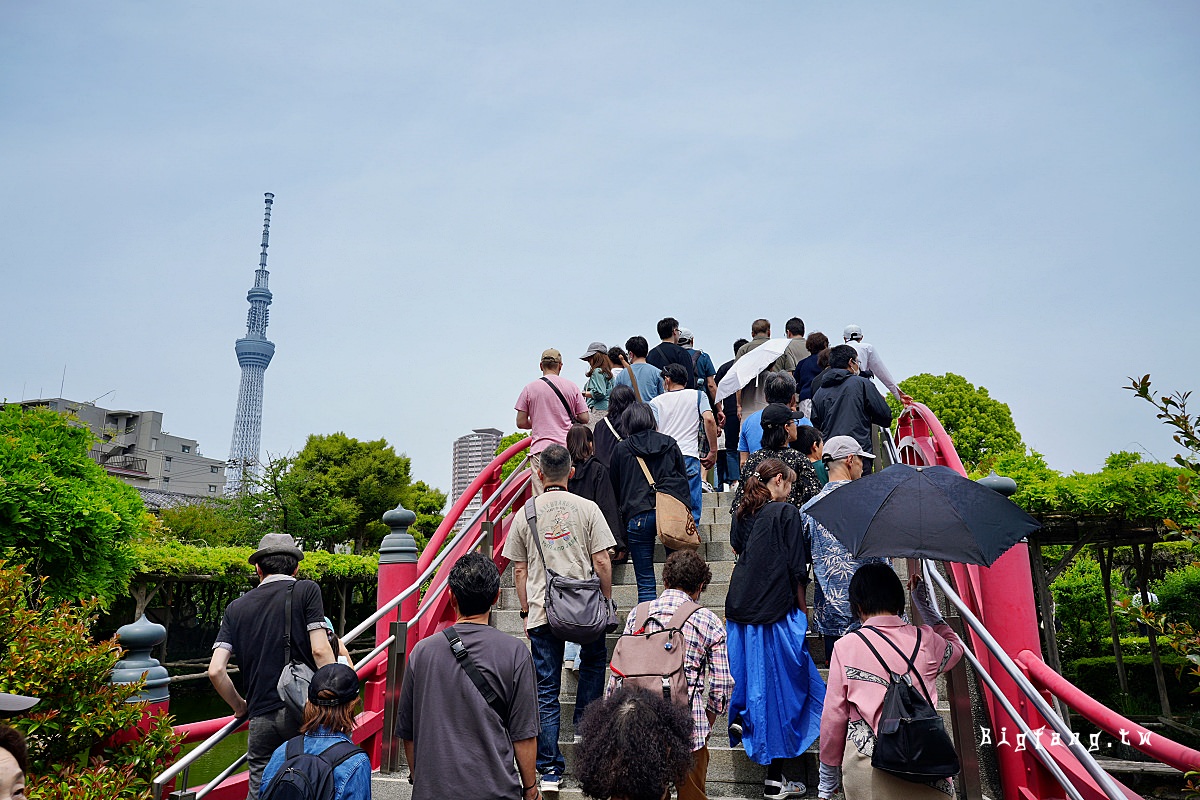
373 489 956 800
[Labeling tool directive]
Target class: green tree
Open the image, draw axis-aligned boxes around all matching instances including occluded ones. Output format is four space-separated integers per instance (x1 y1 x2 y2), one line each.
159 498 257 547
257 433 446 554
0 561 182 799
888 373 1024 472
495 432 530 482
0 405 148 605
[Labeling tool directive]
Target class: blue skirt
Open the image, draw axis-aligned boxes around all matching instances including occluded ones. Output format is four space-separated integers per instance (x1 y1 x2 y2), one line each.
726 607 826 765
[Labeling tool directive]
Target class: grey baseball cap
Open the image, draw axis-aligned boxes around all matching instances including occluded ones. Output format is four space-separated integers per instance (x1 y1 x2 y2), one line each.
579 341 608 359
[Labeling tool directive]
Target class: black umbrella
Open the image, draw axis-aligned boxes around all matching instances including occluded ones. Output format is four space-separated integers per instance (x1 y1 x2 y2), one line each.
803 464 1041 566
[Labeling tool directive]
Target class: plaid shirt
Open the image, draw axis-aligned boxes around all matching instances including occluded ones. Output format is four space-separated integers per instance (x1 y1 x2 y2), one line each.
607 589 733 750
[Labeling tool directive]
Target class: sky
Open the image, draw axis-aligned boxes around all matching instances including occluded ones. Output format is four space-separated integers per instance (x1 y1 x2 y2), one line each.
2 2 1197 502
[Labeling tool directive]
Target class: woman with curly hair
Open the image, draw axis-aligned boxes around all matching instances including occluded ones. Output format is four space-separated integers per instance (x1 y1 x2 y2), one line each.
729 403 821 520
726 458 826 800
575 686 694 800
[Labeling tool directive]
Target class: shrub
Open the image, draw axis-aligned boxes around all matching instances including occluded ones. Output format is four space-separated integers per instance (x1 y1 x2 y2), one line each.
1154 564 1200 629
0 561 182 799
1051 556 1125 661
0 404 149 605
1064 654 1195 713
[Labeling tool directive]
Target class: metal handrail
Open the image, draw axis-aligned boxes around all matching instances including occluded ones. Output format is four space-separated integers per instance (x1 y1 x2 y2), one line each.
954 625 1087 800
354 635 395 673
152 715 246 799
196 753 248 799
924 560 1127 800
410 521 491 625
342 457 529 646
151 457 529 799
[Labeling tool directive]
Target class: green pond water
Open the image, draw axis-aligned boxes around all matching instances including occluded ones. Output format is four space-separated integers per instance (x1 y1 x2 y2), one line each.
169 690 249 788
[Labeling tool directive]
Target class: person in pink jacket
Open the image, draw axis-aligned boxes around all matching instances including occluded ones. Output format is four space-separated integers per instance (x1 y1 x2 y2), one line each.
818 563 965 799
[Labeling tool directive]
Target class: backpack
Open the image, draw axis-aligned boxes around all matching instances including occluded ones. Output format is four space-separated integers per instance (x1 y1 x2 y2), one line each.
852 626 960 783
689 349 705 391
609 600 703 706
261 735 365 800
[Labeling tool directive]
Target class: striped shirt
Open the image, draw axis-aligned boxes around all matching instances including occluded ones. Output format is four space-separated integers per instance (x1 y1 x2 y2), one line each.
608 589 733 751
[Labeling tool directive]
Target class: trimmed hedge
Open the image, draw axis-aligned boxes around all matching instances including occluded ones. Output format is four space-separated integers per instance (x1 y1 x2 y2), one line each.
1063 654 1196 712
130 539 378 585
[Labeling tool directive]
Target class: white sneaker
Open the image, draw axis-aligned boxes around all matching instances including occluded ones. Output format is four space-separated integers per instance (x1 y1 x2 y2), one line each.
540 775 562 793
764 777 806 799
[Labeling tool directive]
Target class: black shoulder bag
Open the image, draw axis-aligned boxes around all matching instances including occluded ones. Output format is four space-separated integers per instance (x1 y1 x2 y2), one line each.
443 626 508 721
851 626 960 783
540 376 578 422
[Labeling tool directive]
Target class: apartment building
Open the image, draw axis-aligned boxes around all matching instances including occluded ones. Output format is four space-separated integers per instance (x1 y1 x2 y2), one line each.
451 427 504 523
19 398 227 498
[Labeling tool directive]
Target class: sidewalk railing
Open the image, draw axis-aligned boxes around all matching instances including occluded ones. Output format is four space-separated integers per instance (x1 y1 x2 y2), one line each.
151 442 532 800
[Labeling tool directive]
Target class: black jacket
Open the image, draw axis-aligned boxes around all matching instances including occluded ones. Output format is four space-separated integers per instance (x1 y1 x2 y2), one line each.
593 416 620 469
608 430 691 522
568 456 624 547
726 502 810 625
793 353 823 402
810 369 893 449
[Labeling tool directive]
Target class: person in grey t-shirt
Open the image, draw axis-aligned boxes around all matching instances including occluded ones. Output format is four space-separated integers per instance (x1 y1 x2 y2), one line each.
398 552 541 800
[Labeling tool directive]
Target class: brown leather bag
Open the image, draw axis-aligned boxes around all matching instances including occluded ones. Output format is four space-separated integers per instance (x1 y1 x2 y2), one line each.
635 456 700 551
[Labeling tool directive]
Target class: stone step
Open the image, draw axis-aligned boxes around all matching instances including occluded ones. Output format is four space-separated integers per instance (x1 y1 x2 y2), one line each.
371 771 775 800
552 740 813 797
500 540 737 589
498 583 733 612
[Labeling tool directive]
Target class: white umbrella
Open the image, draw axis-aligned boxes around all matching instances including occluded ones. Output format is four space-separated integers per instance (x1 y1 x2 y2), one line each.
714 339 792 403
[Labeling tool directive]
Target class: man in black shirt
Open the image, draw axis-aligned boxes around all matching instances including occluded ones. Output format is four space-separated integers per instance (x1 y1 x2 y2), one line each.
208 533 335 799
645 317 695 390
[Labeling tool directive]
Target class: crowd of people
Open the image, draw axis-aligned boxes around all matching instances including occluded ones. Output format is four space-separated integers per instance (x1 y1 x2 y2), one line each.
488 316 964 799
0 315 954 800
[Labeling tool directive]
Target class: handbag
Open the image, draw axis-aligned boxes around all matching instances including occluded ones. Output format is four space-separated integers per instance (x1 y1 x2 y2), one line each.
524 497 618 644
635 456 700 552
852 626 960 783
276 581 315 719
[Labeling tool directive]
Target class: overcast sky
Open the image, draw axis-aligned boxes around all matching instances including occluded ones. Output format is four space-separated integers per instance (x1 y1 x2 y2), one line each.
2 2 1197 503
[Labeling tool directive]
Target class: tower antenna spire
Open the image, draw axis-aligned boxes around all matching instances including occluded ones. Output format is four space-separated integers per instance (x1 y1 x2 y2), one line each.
227 193 277 494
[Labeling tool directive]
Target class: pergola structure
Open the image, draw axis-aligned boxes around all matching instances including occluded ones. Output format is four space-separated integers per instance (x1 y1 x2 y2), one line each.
1028 514 1180 724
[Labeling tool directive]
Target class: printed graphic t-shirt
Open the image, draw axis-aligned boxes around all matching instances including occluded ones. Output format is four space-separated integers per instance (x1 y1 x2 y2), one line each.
501 489 616 629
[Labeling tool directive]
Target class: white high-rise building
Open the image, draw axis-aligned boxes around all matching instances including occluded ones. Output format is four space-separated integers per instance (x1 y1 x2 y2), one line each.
452 428 504 521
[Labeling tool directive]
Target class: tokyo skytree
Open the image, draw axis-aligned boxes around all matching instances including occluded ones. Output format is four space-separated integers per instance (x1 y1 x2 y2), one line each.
226 193 276 494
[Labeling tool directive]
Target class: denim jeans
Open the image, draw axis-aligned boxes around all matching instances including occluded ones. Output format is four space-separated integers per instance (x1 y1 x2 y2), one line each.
626 511 660 603
684 455 703 526
528 625 607 777
717 450 740 491
246 706 299 799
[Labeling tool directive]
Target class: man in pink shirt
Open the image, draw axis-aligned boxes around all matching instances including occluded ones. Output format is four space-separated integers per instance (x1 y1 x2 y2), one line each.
515 348 590 494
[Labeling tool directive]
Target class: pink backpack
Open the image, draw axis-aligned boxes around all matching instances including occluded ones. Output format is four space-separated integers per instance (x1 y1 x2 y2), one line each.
608 600 702 706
